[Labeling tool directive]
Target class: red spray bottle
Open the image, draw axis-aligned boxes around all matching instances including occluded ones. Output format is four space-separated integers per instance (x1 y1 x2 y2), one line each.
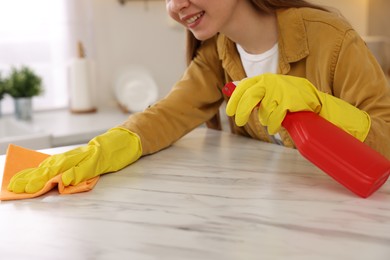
223 82 390 198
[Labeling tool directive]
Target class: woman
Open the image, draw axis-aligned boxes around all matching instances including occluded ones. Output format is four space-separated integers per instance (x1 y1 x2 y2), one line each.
8 0 390 194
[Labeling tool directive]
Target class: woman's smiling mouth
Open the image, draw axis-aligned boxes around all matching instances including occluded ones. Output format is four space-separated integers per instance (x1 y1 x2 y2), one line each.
184 11 205 25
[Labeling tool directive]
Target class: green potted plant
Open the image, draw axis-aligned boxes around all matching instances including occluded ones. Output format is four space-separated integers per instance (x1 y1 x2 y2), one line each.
5 66 44 120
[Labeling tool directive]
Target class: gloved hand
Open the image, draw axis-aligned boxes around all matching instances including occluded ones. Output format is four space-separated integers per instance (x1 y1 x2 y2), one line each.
7 127 142 194
225 73 371 141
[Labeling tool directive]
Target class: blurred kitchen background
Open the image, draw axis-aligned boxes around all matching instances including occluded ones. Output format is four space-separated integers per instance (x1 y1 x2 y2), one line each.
0 0 388 153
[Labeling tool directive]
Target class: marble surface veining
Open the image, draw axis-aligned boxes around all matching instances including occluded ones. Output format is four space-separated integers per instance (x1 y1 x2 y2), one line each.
0 128 389 260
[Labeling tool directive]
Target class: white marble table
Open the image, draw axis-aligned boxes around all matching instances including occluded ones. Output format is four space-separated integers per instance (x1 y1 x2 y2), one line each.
0 128 389 260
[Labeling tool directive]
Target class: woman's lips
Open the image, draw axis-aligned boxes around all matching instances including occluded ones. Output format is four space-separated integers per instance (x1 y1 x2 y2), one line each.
183 11 205 27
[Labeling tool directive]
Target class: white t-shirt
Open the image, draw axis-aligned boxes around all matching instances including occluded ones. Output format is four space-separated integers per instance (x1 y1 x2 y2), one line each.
236 43 279 76
236 43 283 144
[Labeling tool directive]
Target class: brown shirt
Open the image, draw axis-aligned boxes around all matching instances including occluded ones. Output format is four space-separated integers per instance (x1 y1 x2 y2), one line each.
122 7 390 159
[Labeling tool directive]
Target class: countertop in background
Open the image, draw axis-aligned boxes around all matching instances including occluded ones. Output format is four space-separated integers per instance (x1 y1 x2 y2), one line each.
0 107 130 154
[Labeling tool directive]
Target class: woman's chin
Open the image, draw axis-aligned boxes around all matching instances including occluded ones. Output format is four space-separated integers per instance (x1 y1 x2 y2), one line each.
190 30 217 41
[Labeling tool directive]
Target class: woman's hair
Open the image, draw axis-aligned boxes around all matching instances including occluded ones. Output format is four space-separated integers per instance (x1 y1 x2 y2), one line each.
186 0 328 64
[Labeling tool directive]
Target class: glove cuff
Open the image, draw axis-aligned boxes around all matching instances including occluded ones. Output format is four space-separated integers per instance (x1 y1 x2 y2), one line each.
319 94 371 142
89 127 142 172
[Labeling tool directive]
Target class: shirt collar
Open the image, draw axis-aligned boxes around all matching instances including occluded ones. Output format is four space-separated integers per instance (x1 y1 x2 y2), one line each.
216 8 309 77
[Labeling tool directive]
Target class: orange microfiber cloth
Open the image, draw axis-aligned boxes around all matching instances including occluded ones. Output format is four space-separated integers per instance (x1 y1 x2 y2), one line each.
0 144 99 201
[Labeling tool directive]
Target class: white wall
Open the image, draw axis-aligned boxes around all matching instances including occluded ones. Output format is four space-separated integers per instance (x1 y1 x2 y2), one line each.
89 0 187 108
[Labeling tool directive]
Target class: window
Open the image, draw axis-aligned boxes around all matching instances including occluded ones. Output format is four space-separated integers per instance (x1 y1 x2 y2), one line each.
0 0 74 113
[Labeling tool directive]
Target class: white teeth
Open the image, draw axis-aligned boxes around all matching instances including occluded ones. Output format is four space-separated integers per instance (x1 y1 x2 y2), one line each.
186 12 204 24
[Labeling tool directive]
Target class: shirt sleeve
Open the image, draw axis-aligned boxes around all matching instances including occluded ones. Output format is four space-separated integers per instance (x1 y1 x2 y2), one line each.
120 38 225 155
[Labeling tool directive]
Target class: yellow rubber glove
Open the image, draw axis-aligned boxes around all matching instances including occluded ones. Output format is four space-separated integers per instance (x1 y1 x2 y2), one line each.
226 73 371 141
7 127 142 194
